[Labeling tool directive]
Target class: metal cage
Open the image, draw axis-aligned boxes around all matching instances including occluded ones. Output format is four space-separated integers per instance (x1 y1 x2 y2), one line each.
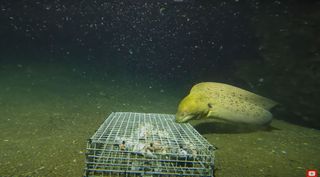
84 112 215 177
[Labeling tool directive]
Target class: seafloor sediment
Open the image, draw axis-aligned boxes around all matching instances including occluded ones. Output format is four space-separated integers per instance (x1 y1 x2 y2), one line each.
0 63 319 177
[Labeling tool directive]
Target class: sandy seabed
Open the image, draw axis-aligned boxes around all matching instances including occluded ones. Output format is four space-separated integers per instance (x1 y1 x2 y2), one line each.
0 63 319 177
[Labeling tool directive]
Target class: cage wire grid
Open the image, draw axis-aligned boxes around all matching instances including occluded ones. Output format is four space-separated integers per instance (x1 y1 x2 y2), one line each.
84 112 215 177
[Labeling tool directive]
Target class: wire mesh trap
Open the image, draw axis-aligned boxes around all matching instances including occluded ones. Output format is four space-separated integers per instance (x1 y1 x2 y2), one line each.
84 112 215 177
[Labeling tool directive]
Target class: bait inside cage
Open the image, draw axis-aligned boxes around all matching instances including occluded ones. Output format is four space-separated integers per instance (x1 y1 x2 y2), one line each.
84 112 215 177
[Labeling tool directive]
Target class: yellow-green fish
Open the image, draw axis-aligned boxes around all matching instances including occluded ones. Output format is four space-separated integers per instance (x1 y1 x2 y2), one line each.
175 82 277 125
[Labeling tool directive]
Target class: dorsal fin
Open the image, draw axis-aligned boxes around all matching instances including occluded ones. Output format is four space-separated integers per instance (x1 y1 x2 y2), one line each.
191 82 277 110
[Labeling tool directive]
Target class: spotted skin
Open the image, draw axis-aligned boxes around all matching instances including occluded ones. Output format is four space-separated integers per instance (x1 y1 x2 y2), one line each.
175 82 277 125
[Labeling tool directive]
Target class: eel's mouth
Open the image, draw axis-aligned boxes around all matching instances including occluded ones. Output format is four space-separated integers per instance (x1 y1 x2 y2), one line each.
175 114 194 123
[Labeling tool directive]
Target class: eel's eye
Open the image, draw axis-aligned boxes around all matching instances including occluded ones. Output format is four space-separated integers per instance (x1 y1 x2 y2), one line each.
180 112 186 117
207 103 213 108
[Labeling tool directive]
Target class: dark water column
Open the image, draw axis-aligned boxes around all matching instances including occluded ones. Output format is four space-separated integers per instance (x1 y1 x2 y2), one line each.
235 0 320 128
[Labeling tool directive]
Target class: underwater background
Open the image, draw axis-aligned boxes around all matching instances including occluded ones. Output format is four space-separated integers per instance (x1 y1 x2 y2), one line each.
0 0 319 176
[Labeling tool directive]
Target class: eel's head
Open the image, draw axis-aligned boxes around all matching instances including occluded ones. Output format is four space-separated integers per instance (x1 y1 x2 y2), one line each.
175 94 208 123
